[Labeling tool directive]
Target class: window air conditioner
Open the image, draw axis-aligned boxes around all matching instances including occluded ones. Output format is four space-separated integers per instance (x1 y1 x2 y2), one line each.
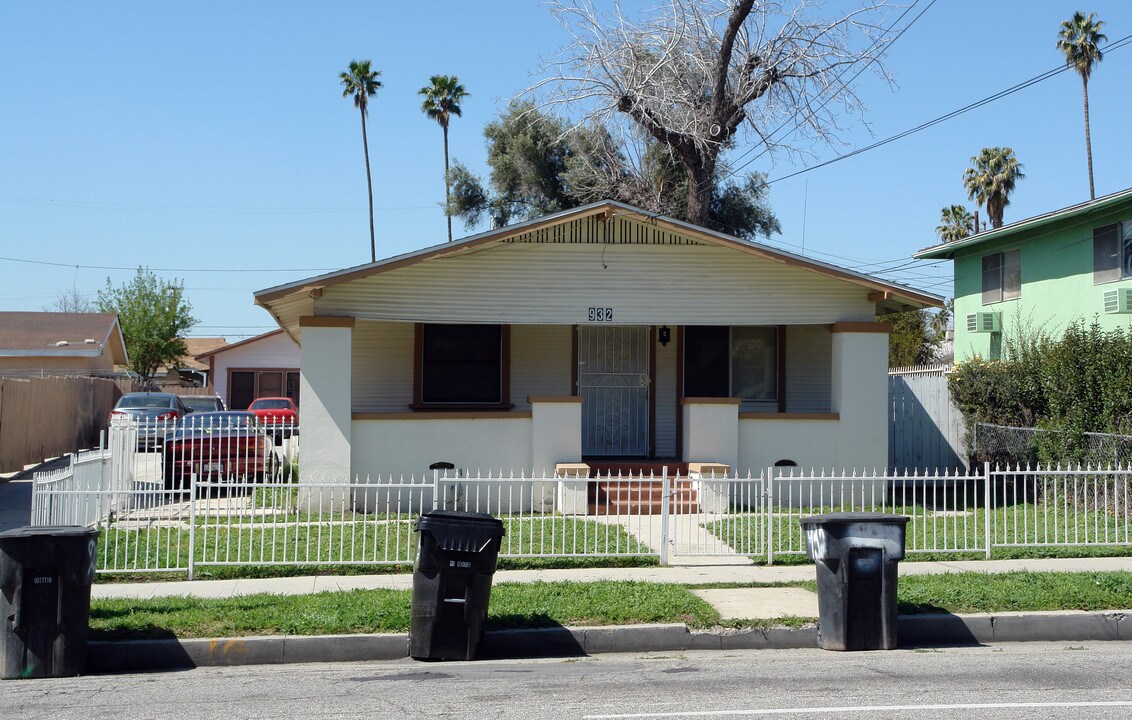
965 312 1000 333
1103 288 1132 314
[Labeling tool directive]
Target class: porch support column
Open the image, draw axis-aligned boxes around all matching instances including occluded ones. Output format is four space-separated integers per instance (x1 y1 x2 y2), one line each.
530 396 582 513
830 322 891 471
298 317 354 499
681 397 739 469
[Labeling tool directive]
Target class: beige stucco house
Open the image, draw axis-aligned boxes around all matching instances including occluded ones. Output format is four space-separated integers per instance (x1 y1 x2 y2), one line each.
254 201 941 485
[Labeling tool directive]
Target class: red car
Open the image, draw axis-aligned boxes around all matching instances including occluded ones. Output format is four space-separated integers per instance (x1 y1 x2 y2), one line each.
163 411 275 493
247 397 299 438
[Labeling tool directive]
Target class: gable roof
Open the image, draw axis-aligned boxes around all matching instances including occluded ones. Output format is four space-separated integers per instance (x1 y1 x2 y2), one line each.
168 337 228 371
0 312 128 364
256 200 942 336
914 186 1132 261
194 329 286 360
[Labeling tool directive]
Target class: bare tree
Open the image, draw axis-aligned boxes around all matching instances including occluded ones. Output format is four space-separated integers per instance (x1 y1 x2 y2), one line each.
528 0 892 226
44 286 93 313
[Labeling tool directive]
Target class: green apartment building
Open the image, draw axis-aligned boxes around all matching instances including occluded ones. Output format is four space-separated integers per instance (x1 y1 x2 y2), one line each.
915 187 1132 361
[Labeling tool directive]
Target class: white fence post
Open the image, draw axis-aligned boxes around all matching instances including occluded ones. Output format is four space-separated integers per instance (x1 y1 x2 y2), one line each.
766 466 775 566
188 476 197 581
983 461 992 560
659 466 670 565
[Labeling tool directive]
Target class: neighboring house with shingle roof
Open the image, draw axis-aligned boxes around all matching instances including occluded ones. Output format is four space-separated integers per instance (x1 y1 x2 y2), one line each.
153 337 229 388
193 330 299 409
0 312 128 377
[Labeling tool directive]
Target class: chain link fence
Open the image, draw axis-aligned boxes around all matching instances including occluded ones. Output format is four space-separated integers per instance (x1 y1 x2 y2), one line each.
973 422 1132 468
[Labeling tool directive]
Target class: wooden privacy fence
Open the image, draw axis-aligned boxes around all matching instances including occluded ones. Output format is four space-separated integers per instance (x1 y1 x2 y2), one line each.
889 365 966 472
0 375 131 473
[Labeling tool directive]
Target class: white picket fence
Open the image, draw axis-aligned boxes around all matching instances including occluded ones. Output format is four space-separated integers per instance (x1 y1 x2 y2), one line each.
32 454 1132 578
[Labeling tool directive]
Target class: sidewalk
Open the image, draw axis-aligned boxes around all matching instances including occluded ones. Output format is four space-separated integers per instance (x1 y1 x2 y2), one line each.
85 555 1132 673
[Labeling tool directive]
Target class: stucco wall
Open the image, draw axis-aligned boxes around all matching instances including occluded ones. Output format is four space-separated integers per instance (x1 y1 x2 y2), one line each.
952 204 1132 360
0 354 114 373
351 416 533 480
737 417 841 472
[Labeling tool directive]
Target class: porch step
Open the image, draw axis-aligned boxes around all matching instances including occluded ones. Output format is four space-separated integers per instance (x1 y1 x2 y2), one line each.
589 478 700 515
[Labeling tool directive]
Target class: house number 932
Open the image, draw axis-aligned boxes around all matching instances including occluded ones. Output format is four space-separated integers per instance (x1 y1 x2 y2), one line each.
587 307 614 322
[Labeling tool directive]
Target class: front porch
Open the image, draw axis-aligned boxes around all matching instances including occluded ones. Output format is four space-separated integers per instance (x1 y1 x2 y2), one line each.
299 317 891 496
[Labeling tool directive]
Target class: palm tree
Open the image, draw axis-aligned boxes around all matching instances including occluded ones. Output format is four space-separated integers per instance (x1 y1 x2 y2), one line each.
1057 11 1106 200
936 204 973 242
963 147 1025 229
340 60 383 262
418 75 469 243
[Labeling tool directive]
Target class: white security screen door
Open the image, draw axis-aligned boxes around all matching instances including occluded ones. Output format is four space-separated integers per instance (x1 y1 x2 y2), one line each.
578 326 650 456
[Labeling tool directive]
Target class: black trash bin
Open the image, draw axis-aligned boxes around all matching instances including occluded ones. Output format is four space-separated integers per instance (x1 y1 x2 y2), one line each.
0 525 99 679
800 512 908 651
410 510 505 661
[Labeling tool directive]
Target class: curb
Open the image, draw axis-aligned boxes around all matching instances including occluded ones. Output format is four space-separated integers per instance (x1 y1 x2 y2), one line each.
86 610 1132 674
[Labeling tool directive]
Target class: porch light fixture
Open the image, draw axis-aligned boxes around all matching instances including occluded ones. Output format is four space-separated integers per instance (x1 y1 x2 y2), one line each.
658 325 671 346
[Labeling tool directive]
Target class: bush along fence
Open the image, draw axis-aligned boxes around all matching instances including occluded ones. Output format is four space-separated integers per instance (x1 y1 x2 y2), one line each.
31 428 1132 578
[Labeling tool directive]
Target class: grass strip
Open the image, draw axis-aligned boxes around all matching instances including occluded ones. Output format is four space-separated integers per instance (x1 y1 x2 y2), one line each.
88 580 718 641
87 571 1132 641
897 570 1132 615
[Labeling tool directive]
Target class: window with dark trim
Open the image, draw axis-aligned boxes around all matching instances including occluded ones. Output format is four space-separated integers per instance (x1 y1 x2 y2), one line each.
683 326 778 401
981 249 1021 304
1093 221 1132 284
415 324 509 407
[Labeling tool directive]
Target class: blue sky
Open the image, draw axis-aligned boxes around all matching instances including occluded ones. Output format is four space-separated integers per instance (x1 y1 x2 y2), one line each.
3 1 1131 340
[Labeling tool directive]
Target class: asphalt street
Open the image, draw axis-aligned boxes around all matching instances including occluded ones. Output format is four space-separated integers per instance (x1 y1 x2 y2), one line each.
4 642 1131 720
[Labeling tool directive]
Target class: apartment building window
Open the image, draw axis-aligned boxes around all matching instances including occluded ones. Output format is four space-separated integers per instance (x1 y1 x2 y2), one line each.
1093 221 1132 284
982 249 1021 304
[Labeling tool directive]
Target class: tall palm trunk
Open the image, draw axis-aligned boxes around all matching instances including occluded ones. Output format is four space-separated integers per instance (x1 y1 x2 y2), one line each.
1082 76 1095 201
360 110 376 262
443 123 453 242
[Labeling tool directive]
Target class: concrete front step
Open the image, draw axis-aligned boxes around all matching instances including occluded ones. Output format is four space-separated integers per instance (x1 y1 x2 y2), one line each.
591 478 701 515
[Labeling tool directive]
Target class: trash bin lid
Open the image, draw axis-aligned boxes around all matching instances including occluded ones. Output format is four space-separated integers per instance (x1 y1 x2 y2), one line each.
799 512 909 528
0 525 99 540
416 510 505 552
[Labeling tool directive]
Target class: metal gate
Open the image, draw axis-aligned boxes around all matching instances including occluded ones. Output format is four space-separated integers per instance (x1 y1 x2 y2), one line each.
578 326 650 456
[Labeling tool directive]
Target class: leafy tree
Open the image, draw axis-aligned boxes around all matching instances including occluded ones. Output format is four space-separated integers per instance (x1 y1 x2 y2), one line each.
340 60 383 262
883 309 941 367
936 205 973 242
531 0 890 227
1057 11 1106 200
44 286 93 313
95 268 197 382
419 75 469 243
963 147 1024 229
449 102 779 240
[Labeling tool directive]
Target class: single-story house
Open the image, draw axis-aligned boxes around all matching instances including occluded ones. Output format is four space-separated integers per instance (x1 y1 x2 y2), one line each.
0 312 128 376
914 187 1132 360
194 330 300 410
254 201 941 491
